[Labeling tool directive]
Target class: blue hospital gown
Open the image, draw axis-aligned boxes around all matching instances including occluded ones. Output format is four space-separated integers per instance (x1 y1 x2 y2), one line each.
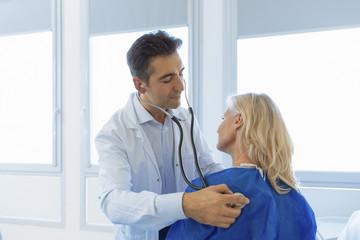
166 167 317 240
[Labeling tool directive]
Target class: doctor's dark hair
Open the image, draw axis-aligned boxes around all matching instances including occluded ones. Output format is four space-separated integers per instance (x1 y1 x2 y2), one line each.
127 30 183 85
227 93 297 194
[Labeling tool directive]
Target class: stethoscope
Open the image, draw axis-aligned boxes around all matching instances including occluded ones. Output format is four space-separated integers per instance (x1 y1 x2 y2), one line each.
136 81 208 190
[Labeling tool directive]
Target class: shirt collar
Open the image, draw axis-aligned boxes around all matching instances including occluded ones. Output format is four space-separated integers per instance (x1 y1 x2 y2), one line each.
133 94 154 124
133 94 173 125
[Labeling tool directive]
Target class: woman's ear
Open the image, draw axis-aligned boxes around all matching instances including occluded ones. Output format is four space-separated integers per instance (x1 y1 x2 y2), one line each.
234 114 243 130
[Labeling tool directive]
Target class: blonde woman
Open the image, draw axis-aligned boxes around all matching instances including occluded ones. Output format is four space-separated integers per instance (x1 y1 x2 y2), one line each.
166 93 317 239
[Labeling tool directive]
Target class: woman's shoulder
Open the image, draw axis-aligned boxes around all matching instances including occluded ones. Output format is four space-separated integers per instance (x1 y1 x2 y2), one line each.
186 167 269 194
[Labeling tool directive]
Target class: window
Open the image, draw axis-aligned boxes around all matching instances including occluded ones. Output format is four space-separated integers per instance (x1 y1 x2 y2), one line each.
233 0 360 187
237 28 360 172
84 0 190 167
89 27 189 165
0 32 53 164
0 0 60 168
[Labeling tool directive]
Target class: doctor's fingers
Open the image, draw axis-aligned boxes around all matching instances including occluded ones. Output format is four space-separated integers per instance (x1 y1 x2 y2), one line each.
220 193 250 209
221 203 242 218
206 213 238 228
207 184 250 205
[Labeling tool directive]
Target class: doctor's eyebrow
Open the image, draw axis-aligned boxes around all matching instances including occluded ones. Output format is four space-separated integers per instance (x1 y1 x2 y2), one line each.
158 67 185 80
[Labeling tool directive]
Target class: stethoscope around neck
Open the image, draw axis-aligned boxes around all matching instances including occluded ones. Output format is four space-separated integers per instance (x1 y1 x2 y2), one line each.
136 82 208 190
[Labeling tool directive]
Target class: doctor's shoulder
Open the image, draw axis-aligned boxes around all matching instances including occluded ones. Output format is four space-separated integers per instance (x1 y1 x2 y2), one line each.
96 108 132 138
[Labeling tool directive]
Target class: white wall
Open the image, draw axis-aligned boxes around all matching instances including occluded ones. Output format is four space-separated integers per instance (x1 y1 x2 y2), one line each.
201 0 226 165
199 0 238 167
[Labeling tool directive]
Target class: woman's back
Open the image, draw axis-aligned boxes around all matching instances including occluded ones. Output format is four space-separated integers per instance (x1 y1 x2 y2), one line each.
166 167 317 240
265 178 317 239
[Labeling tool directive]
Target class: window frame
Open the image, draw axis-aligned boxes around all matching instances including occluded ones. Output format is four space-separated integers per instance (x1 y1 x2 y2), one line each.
0 0 64 228
0 0 62 174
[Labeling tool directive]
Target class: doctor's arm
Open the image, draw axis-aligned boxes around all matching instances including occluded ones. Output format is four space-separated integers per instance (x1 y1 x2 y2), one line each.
95 129 186 230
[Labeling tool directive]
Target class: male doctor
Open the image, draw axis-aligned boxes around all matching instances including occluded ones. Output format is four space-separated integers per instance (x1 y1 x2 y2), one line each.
95 30 249 240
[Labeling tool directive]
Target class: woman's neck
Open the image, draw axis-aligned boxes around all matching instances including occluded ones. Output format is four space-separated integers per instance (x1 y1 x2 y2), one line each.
232 154 254 167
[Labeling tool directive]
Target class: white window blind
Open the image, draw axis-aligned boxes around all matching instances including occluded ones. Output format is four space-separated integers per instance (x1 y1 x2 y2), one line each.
89 0 187 36
0 0 51 36
237 0 360 38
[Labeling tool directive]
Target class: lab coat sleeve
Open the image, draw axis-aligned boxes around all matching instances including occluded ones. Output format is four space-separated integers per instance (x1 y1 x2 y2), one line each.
102 189 185 230
95 128 186 230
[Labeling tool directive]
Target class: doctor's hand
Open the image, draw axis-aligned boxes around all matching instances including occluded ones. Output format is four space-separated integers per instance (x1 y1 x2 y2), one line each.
182 184 249 228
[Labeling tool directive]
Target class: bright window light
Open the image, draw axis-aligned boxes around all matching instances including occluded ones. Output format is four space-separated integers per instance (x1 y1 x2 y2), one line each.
0 32 53 164
237 28 360 172
90 27 188 165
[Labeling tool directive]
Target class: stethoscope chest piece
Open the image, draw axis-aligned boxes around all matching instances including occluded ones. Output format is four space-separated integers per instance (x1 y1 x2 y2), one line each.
233 192 246 208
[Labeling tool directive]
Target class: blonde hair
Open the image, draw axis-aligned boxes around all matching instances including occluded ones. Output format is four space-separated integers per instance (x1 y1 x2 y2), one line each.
227 93 297 194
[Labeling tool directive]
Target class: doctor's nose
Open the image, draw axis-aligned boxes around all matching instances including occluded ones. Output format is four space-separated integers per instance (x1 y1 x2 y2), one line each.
174 74 185 92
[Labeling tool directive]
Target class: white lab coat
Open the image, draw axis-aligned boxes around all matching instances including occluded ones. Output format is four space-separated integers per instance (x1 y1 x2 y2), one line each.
95 93 224 240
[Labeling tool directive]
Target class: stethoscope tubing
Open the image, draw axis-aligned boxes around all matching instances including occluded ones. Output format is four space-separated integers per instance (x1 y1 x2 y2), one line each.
136 91 208 190
171 109 208 190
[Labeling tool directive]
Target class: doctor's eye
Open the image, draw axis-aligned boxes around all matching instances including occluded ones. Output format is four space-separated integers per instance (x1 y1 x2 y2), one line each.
162 77 172 83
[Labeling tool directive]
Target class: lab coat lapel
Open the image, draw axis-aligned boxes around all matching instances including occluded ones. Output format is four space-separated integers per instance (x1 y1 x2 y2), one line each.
125 93 161 179
136 128 161 178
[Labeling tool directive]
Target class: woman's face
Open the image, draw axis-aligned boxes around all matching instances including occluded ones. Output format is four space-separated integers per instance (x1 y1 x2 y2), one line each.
216 109 237 154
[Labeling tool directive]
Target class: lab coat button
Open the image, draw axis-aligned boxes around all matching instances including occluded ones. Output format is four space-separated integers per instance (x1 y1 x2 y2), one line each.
157 178 160 182
176 163 179 167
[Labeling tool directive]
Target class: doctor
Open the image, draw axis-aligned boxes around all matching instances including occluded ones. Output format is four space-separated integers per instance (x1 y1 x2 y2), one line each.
94 30 249 240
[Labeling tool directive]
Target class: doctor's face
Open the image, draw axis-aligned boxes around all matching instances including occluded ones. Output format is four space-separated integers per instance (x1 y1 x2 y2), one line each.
141 51 185 110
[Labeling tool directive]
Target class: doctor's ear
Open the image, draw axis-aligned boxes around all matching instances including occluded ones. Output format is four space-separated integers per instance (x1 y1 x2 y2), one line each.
133 77 146 94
